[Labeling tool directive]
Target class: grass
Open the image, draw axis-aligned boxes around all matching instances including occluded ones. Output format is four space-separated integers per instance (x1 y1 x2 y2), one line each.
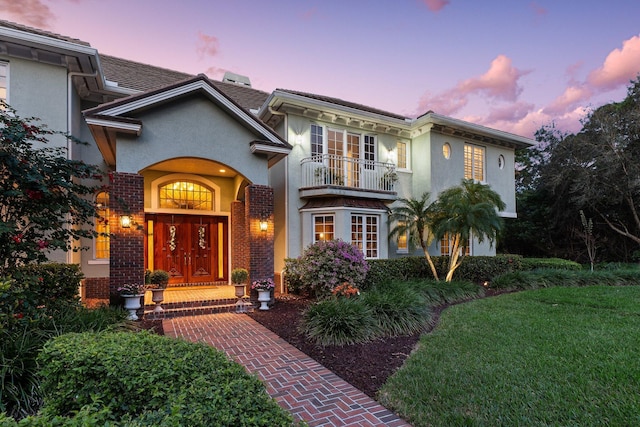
379 285 640 426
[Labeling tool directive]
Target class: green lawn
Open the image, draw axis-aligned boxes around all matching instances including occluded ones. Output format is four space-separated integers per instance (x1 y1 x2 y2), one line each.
379 286 640 426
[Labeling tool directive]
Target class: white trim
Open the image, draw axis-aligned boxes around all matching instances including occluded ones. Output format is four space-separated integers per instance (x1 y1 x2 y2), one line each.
0 61 9 104
499 211 517 219
85 116 141 135
0 26 98 57
87 259 109 265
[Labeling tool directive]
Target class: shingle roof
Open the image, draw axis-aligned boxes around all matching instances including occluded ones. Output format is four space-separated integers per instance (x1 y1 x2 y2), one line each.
99 55 269 111
277 89 409 121
0 19 90 46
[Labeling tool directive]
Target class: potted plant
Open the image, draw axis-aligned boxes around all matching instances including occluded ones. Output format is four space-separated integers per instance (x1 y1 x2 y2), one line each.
251 278 275 311
147 269 169 313
117 283 145 320
381 168 398 191
231 268 249 312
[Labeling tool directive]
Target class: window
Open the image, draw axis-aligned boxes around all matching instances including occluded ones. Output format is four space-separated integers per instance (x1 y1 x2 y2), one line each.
464 144 485 181
0 62 7 104
351 214 379 258
364 135 376 169
95 192 109 259
498 154 505 169
440 232 471 256
159 180 213 210
311 124 323 157
396 221 409 253
396 141 408 169
443 143 451 159
314 215 334 242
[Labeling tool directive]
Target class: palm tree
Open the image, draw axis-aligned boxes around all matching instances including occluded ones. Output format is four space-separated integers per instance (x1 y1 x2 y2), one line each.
433 179 506 282
389 193 439 280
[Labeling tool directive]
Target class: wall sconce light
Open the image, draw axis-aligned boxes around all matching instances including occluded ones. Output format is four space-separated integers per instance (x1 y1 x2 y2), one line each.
295 134 303 145
120 215 132 228
259 218 268 232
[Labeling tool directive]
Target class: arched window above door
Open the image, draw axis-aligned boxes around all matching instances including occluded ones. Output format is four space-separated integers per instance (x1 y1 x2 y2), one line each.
158 180 214 210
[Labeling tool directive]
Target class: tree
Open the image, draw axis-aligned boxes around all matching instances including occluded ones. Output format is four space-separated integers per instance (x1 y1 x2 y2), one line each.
389 193 440 280
0 104 105 274
545 76 640 250
433 179 506 282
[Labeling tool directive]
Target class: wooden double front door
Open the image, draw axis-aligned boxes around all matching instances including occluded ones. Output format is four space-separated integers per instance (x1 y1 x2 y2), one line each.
148 214 228 285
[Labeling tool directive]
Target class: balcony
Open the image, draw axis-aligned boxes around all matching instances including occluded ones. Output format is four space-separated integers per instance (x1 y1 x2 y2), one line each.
299 154 397 201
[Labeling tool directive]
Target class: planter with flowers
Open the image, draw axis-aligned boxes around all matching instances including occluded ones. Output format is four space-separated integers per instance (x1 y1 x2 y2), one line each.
231 268 249 313
118 283 145 320
147 269 170 313
252 278 274 311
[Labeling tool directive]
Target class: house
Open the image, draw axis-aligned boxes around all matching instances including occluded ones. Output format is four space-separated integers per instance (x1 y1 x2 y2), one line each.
0 20 534 302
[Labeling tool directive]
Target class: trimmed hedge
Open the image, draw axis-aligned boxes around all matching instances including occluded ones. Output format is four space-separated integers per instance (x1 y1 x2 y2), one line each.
490 268 640 291
520 257 582 271
36 331 296 426
364 255 524 288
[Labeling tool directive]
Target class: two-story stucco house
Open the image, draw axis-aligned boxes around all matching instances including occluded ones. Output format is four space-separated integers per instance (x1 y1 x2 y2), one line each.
0 20 533 303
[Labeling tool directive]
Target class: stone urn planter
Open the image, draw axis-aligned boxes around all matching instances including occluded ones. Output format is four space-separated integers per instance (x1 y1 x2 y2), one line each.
252 278 275 311
257 290 271 311
147 269 170 313
231 268 249 313
149 288 165 313
123 294 144 320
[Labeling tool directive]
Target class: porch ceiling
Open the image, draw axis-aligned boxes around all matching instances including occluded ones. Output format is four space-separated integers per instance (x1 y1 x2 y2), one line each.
142 158 238 178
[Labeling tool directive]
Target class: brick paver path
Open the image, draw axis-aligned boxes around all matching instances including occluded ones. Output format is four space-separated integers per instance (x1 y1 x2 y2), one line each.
164 313 411 427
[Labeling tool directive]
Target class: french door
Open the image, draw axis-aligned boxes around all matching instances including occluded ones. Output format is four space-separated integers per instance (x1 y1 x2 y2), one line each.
149 214 228 284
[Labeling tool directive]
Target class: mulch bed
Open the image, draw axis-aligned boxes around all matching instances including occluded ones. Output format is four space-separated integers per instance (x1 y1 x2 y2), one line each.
141 290 504 399
247 295 444 399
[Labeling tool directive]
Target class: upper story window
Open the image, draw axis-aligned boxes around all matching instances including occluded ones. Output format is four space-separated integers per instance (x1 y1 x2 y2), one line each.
396 141 409 170
0 62 8 104
309 124 376 164
311 124 323 157
94 192 109 259
364 135 376 170
313 215 334 242
464 144 485 181
159 180 213 210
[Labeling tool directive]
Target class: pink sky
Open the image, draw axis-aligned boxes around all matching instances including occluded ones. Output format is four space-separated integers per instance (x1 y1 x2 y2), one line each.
2 0 640 138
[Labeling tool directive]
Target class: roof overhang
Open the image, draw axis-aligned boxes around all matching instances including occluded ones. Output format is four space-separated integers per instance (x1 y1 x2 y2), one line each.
260 90 413 138
413 113 535 149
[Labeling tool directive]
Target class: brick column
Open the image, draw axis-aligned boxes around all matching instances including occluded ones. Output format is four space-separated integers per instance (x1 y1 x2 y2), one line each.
231 200 248 270
109 172 145 304
245 185 274 303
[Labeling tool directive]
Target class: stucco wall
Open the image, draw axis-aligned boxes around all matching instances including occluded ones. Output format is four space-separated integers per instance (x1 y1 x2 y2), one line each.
115 96 269 186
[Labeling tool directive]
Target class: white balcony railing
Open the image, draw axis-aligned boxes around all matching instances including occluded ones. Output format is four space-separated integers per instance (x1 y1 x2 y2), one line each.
300 154 397 192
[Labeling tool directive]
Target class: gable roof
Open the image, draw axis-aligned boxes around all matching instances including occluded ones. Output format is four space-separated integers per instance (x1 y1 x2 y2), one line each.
83 74 291 167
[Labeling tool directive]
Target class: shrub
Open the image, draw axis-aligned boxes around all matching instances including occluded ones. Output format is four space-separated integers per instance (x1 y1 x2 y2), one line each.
37 331 295 425
490 269 640 291
300 298 378 346
293 240 369 298
283 258 305 294
362 283 431 336
365 255 523 288
0 304 127 420
230 268 249 284
520 257 582 271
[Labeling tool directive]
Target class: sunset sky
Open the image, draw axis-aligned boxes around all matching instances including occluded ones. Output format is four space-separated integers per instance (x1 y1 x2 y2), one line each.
2 0 640 138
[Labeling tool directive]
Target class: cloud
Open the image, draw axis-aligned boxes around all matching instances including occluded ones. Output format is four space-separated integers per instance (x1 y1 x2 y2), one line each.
529 2 548 17
196 32 220 58
415 54 529 116
420 0 450 12
587 34 640 90
300 7 319 20
0 0 54 28
544 34 640 116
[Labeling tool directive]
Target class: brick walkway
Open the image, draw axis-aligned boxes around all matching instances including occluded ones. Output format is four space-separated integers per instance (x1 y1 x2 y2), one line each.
164 313 411 427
